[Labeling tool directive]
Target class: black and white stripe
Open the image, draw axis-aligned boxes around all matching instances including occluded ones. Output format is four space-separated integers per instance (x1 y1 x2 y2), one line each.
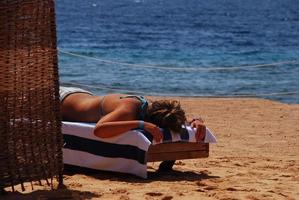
62 121 216 178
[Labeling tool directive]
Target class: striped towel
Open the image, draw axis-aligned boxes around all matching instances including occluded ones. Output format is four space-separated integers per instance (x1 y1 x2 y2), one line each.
142 126 217 145
62 121 216 178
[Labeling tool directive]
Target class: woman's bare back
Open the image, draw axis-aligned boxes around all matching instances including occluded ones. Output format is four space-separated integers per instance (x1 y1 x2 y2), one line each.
61 93 141 123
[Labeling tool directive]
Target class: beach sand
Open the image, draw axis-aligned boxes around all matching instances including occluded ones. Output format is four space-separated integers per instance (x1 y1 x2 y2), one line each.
3 98 299 200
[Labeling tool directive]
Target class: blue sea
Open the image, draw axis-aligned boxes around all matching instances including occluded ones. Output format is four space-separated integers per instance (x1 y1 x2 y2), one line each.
56 0 299 104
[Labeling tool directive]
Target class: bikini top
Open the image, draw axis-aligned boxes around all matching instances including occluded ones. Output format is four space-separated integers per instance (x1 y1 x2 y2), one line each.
120 95 148 120
100 95 148 120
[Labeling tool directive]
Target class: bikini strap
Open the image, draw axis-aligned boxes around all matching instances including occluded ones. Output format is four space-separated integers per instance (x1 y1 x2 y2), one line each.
99 95 106 116
120 95 148 120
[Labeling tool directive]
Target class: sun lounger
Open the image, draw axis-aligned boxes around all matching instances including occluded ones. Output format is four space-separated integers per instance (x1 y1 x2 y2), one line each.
62 121 216 178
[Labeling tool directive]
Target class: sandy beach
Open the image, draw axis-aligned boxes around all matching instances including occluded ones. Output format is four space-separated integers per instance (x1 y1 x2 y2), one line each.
4 97 299 200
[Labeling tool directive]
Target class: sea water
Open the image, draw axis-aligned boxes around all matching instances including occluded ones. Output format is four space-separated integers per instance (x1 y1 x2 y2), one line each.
56 0 299 104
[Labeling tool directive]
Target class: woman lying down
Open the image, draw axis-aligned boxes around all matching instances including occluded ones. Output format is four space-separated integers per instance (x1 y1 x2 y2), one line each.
60 86 206 143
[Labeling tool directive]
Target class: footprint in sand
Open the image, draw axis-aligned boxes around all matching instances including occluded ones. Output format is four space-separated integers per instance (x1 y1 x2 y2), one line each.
280 174 291 178
110 188 128 195
145 192 163 196
226 187 238 191
119 195 130 200
162 196 173 200
226 187 258 192
233 162 243 167
204 186 218 190
196 181 208 187
196 181 213 192
195 188 205 192
145 193 173 200
219 197 239 200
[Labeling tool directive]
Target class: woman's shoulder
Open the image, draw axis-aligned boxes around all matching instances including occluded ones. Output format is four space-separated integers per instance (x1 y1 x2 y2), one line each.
103 94 142 107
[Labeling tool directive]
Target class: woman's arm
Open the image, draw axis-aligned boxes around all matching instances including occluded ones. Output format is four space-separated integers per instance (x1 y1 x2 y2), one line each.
187 117 206 142
94 108 163 142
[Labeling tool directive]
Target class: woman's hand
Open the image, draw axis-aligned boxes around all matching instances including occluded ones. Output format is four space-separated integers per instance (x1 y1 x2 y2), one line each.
144 122 163 142
190 118 206 142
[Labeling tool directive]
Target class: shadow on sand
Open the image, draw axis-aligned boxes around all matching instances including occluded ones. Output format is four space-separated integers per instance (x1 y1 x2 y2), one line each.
63 164 220 183
2 165 220 199
2 185 101 200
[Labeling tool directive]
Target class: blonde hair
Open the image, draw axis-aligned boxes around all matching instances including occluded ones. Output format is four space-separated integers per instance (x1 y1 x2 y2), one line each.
145 100 186 133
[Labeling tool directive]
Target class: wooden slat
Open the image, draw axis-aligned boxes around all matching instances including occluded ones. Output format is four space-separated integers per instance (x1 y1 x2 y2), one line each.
148 142 208 153
147 143 209 162
147 150 209 162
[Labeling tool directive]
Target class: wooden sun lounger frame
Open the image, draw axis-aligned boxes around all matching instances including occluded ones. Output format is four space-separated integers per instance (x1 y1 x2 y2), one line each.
147 142 209 162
